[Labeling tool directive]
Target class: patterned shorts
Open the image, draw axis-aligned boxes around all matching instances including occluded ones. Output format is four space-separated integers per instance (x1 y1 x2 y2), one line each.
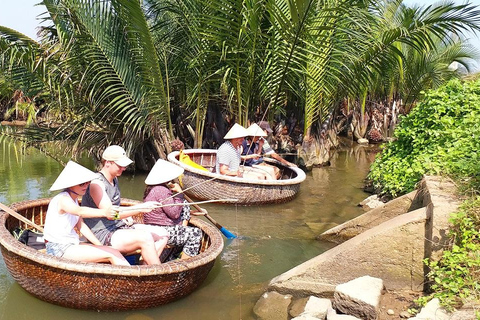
164 225 203 257
46 242 74 257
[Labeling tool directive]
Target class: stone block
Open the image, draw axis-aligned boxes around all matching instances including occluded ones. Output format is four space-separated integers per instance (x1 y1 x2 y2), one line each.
333 276 383 320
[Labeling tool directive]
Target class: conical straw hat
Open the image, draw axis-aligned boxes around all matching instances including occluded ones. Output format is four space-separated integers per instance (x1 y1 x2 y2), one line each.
246 123 267 137
50 161 98 191
224 123 248 139
145 159 184 185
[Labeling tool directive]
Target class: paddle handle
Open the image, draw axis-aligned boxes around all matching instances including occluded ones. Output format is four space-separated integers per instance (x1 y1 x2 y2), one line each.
183 195 223 229
0 202 44 233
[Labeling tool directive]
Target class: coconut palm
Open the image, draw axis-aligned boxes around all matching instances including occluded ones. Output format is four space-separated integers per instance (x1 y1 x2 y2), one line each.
1 0 479 170
1 0 170 170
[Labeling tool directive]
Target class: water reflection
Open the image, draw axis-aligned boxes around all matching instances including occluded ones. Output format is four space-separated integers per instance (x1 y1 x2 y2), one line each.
0 132 376 319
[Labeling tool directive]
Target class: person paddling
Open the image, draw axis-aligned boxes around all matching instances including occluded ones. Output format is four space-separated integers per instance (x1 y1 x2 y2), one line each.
43 161 129 266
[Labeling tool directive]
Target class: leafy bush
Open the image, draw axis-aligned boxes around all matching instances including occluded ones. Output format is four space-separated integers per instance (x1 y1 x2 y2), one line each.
417 198 480 311
368 78 480 197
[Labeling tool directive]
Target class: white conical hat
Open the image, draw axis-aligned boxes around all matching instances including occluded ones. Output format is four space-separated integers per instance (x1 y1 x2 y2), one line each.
246 123 267 137
145 159 184 185
50 161 98 191
224 123 248 139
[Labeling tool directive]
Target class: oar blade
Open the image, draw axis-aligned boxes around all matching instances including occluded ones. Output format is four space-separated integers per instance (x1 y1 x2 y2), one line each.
220 227 237 239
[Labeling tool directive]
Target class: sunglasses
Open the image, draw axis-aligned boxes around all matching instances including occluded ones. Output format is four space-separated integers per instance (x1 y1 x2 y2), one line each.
78 181 90 187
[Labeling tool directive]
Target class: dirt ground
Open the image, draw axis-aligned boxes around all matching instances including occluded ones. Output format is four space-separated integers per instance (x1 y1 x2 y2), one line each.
378 290 423 320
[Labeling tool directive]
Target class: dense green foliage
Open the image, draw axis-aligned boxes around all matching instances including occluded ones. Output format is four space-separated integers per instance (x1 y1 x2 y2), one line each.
368 78 480 197
1 1 479 168
418 198 480 311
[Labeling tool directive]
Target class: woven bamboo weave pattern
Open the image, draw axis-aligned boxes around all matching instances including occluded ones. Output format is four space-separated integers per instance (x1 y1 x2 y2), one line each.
0 198 223 311
167 149 306 205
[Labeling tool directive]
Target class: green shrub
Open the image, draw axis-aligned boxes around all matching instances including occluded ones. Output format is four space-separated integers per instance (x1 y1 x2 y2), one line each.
417 198 480 311
368 78 480 197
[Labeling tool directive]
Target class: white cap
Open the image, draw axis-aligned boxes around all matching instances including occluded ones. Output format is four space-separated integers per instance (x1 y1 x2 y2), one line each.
102 145 133 167
50 161 98 191
246 123 267 137
145 159 184 185
224 123 248 139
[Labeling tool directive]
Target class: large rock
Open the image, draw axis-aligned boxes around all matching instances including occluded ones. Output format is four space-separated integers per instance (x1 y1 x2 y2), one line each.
333 276 384 320
270 206 427 295
302 296 332 319
410 298 449 320
253 291 292 320
289 298 310 318
320 191 418 243
269 176 460 296
420 176 461 263
450 302 480 320
359 194 384 211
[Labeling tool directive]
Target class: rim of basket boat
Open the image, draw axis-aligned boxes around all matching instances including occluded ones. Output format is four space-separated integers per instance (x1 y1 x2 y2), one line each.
167 149 306 185
0 198 224 277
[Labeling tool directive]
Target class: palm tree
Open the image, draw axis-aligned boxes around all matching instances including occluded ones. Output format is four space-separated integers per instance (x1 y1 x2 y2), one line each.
1 0 479 170
1 0 170 170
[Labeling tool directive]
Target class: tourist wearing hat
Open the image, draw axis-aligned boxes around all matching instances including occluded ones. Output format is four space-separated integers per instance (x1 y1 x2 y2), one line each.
215 123 249 176
253 121 297 168
142 159 206 260
82 145 169 265
43 161 130 265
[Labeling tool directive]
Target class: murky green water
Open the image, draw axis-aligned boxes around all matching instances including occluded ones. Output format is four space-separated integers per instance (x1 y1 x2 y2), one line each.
0 129 376 320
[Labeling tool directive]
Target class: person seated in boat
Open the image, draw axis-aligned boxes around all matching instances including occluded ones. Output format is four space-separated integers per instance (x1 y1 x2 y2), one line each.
43 161 129 266
142 159 206 260
250 121 297 168
215 123 268 180
81 145 169 265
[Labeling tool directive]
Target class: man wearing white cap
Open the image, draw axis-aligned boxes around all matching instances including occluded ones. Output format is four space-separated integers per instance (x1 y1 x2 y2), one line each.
44 161 130 265
82 145 169 265
215 123 249 177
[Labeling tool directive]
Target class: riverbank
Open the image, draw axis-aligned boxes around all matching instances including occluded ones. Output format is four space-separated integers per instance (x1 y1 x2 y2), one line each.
255 175 477 319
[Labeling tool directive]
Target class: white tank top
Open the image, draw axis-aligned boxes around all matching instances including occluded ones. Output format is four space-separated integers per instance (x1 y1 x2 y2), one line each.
44 191 80 244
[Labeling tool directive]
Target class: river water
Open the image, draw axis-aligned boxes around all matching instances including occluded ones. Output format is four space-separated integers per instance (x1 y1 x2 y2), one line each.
0 133 376 320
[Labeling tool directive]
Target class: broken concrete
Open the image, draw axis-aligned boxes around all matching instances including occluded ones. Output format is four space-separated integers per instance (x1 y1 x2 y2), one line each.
333 276 384 320
268 176 460 297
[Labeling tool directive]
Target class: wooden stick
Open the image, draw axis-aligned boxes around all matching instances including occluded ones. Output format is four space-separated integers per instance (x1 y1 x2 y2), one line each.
183 194 238 239
115 199 237 212
0 202 44 233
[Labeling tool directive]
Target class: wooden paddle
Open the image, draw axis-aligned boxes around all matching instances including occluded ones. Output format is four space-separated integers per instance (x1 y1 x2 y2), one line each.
0 202 44 233
183 194 237 239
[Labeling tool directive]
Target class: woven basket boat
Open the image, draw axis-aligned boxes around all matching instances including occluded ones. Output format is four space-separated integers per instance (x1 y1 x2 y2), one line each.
167 149 306 205
0 198 223 311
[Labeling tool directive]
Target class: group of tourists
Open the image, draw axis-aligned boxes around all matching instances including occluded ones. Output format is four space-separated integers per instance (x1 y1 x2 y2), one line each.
216 121 296 180
44 145 206 266
42 120 293 266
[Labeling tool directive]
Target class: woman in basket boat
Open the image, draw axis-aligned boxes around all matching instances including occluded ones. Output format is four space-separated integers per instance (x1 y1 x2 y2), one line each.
43 161 130 265
143 159 207 260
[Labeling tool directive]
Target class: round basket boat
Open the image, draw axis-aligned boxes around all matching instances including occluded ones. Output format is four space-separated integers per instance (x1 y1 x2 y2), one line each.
0 198 223 311
167 149 306 205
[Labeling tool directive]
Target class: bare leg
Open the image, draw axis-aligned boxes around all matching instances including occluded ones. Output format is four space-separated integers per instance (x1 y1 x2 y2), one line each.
63 244 130 266
110 229 161 265
133 224 170 258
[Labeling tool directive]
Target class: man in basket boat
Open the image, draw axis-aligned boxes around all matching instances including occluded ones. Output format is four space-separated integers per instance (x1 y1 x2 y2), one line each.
44 161 130 265
82 145 169 265
143 159 207 260
215 123 267 180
